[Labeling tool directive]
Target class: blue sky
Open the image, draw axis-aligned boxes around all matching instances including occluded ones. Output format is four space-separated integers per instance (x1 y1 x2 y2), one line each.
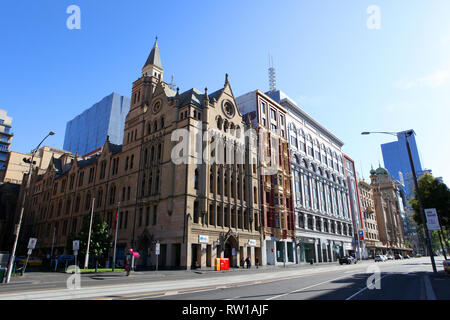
1 1 449 183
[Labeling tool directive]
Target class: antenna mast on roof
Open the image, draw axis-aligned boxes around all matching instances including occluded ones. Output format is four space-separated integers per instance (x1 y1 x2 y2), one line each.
268 54 276 92
169 74 176 90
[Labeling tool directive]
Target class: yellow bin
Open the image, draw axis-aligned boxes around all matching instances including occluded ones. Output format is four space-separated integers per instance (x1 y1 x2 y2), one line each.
215 258 221 271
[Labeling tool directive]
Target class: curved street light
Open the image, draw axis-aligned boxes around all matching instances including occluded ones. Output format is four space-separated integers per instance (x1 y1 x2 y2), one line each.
361 130 437 273
5 131 55 283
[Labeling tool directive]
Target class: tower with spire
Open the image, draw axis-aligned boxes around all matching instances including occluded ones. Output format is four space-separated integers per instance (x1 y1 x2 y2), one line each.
142 37 164 80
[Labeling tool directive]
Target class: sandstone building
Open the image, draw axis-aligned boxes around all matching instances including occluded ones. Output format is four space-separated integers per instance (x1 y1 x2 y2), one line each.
19 40 262 269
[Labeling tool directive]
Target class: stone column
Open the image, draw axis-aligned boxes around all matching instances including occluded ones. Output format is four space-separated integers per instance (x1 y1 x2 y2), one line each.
199 243 207 268
314 239 319 263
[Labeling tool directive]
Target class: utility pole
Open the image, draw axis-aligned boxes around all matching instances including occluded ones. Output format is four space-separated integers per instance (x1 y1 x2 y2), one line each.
4 131 54 283
84 198 95 269
404 131 437 273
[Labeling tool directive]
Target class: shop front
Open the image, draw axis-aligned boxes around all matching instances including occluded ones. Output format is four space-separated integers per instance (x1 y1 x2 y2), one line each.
296 237 316 263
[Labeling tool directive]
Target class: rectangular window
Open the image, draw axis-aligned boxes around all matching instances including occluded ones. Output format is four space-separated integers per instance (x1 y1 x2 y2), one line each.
138 208 143 227
146 207 150 226
153 206 157 225
270 109 276 120
261 102 266 114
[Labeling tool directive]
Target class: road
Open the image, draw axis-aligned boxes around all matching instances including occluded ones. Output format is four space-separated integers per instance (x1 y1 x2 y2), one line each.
0 257 447 300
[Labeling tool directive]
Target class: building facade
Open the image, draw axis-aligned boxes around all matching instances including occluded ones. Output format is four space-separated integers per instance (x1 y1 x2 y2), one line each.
267 90 354 263
20 41 263 269
358 179 383 257
63 92 131 156
2 146 68 185
370 167 408 255
236 90 296 265
0 109 13 181
343 154 366 259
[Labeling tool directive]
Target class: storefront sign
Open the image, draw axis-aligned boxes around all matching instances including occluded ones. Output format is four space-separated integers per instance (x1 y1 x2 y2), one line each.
248 240 256 246
199 235 209 244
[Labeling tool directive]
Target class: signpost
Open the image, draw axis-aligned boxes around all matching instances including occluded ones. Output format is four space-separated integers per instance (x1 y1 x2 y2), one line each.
73 240 80 268
155 241 160 272
424 208 440 231
22 238 37 275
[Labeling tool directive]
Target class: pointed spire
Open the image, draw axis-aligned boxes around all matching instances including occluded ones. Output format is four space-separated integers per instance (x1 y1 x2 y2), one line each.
203 87 209 107
225 73 229 86
143 37 163 70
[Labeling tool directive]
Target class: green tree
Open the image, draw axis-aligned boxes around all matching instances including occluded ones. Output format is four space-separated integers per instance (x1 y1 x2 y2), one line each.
409 173 450 253
409 173 450 228
66 213 112 269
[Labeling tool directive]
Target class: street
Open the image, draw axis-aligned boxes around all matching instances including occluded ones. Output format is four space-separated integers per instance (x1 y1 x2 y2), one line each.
0 257 447 300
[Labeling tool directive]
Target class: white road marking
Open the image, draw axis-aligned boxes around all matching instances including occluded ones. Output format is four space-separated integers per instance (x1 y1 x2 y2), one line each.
266 274 351 300
345 274 391 300
423 275 436 300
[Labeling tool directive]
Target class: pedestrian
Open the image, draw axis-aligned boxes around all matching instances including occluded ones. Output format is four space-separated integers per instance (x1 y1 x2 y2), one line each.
245 257 251 269
240 257 245 268
255 257 259 269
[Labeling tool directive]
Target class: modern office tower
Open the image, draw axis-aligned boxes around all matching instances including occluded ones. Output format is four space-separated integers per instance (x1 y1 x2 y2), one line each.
63 93 131 156
381 129 423 198
0 109 13 181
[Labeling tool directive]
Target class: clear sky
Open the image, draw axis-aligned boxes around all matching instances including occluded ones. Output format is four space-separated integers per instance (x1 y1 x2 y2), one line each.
1 1 449 183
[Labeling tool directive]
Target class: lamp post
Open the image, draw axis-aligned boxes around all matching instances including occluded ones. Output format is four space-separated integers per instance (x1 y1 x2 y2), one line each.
361 130 437 273
5 132 55 283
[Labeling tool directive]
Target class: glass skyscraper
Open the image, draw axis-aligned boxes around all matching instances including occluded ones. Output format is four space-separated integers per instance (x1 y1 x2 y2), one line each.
63 92 130 156
381 129 423 198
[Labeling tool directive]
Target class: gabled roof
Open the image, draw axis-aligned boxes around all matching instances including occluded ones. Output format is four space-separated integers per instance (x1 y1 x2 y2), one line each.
176 88 206 108
108 142 122 155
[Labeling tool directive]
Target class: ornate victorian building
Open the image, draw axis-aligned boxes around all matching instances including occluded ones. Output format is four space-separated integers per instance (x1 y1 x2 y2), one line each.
18 40 262 269
370 167 408 254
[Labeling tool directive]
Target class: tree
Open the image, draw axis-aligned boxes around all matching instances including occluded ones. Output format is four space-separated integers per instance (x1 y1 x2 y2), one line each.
409 173 450 228
409 173 450 253
66 213 112 268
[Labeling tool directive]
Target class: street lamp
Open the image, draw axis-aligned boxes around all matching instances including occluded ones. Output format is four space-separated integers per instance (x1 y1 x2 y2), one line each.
4 131 55 283
361 130 437 273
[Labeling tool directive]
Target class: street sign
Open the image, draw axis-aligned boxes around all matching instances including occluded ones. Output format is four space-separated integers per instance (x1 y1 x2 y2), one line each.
424 208 441 231
74 250 78 256
155 242 160 255
27 249 32 255
27 238 37 249
73 240 80 251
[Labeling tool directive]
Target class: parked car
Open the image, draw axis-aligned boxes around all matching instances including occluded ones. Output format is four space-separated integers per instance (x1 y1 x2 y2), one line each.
386 254 394 260
404 255 411 259
394 254 403 260
339 256 357 265
443 260 450 275
56 255 75 264
375 255 386 262
26 257 43 267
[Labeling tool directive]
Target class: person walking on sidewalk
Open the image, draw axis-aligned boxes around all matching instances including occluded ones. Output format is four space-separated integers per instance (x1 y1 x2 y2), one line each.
245 257 251 269
255 257 259 269
240 257 245 268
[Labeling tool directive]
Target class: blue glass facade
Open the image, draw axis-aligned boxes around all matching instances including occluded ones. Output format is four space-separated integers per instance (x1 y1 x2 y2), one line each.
63 93 130 156
381 130 423 198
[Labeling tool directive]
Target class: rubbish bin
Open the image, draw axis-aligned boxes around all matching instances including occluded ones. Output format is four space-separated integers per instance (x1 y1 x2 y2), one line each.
215 258 221 271
0 267 7 283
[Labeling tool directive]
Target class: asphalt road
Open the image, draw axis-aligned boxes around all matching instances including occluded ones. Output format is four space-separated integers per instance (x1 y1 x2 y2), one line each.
0 257 447 300
131 258 447 300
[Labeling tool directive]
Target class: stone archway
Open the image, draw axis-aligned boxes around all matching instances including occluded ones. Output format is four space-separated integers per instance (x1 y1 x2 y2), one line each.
137 229 153 268
224 234 239 267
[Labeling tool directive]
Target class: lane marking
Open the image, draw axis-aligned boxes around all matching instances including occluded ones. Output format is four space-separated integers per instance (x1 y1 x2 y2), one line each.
423 275 437 300
345 274 390 300
266 274 351 300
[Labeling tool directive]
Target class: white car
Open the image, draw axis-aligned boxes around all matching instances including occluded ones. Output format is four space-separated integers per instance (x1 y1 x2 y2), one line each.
375 255 386 262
